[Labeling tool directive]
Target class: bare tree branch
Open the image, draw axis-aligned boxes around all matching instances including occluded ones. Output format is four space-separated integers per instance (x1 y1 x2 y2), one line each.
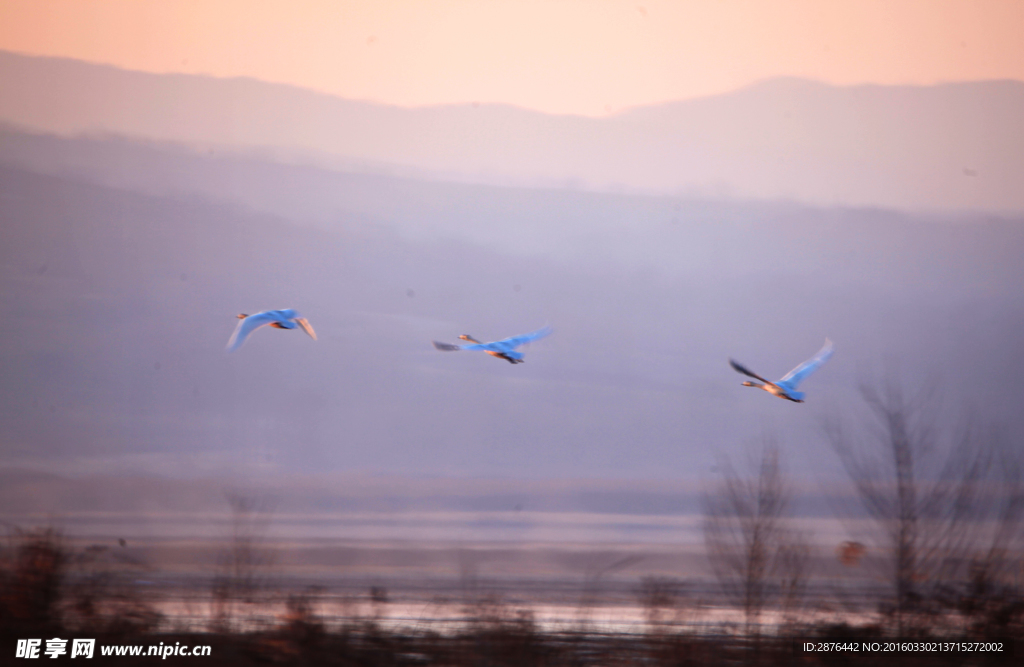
827 374 1022 635
704 442 805 637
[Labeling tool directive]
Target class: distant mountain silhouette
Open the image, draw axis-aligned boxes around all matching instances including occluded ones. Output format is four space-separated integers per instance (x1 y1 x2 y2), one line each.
1 50 1022 211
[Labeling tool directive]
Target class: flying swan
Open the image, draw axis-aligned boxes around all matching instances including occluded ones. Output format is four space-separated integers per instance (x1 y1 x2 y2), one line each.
226 309 317 352
729 339 834 403
433 326 552 364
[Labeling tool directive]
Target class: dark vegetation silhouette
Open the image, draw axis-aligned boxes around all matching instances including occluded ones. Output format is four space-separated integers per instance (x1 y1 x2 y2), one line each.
575 553 644 632
825 377 1024 639
211 493 277 633
638 575 685 633
1 465 1021 663
1 528 67 635
703 444 811 639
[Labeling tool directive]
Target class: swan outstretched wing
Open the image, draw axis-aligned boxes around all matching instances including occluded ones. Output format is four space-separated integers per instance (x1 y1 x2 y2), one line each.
779 339 834 389
496 326 553 350
433 341 496 352
729 359 771 385
226 311 278 352
295 317 317 341
434 326 551 358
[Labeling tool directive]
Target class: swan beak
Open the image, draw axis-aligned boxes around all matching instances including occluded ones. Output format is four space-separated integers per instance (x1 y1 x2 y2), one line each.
296 318 317 341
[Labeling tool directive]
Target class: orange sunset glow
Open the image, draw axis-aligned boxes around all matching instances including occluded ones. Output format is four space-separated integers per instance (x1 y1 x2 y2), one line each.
2 0 1023 115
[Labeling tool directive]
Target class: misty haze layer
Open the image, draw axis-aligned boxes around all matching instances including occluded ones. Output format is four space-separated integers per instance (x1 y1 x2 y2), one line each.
2 135 1023 486
1 50 1023 212
1 55 1023 510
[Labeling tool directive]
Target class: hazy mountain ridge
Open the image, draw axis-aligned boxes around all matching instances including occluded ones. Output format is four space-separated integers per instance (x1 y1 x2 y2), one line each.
2 50 1022 211
4 126 1023 278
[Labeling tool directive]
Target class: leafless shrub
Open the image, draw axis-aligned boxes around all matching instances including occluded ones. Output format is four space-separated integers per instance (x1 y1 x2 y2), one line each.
0 527 163 637
575 553 643 631
282 586 326 642
251 586 328 662
449 549 543 666
0 527 66 631
704 443 808 637
462 597 541 667
639 575 688 641
64 540 161 635
826 375 1024 636
935 447 1024 638
211 492 276 632
457 548 486 625
776 537 811 631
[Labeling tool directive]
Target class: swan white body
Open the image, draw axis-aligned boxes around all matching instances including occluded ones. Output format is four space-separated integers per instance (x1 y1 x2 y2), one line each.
433 326 552 364
729 339 834 403
226 309 317 352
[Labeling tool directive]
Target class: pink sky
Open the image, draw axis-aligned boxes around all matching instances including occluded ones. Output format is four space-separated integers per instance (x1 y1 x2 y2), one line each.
2 0 1023 115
